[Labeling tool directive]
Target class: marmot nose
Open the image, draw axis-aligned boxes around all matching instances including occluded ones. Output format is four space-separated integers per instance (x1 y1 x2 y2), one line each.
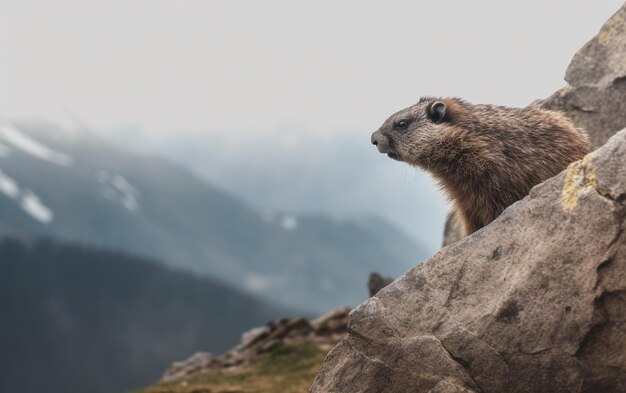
371 131 392 154
371 131 381 146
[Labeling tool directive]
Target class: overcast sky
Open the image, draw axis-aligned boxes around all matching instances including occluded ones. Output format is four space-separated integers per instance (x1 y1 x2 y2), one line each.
0 1 623 137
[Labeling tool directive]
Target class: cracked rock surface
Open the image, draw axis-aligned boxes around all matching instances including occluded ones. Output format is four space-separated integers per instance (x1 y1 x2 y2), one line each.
310 130 626 392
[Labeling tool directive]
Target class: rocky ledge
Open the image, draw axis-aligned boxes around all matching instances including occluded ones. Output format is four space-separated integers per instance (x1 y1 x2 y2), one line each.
159 306 349 383
312 6 626 391
311 127 626 392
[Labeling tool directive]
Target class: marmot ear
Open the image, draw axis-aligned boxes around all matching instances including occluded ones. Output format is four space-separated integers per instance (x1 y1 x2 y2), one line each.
429 101 447 124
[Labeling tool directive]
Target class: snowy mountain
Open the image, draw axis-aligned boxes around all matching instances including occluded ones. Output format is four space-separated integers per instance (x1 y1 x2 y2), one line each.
105 127 449 251
0 120 429 312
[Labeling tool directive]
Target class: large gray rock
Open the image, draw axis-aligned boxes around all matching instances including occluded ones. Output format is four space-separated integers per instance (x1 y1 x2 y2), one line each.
443 3 626 247
311 129 626 392
540 4 626 149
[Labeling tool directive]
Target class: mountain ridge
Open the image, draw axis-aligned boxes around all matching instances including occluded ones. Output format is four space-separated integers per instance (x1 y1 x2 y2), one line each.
0 120 428 312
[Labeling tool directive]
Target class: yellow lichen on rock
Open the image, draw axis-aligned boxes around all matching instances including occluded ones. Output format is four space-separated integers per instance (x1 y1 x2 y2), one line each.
561 155 598 210
597 10 624 45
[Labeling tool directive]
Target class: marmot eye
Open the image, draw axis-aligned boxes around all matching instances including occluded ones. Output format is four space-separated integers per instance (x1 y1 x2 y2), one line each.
396 121 408 130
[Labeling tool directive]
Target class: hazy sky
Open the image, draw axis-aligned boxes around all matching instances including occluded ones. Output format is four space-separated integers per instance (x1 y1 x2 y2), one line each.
0 1 623 137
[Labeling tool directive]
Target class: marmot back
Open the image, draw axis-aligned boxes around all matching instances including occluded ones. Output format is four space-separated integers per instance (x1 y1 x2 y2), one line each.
371 97 591 237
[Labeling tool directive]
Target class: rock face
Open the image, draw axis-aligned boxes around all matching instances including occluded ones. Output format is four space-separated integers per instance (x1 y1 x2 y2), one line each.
539 4 626 149
443 3 626 247
161 306 349 382
442 211 464 248
368 272 394 297
310 129 626 392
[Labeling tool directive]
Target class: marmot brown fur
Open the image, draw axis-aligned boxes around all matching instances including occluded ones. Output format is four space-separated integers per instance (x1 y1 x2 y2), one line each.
371 97 591 237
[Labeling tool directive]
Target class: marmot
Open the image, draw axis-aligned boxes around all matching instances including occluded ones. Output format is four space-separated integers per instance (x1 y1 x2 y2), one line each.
371 97 591 237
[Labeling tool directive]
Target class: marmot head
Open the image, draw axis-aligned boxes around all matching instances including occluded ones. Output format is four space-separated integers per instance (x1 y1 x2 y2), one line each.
371 97 460 168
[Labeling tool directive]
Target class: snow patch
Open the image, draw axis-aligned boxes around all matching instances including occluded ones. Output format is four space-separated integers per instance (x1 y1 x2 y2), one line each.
261 209 298 231
0 168 54 224
244 274 274 292
112 175 138 210
20 189 54 223
97 171 139 212
0 169 19 199
0 170 54 224
281 215 298 231
0 123 74 167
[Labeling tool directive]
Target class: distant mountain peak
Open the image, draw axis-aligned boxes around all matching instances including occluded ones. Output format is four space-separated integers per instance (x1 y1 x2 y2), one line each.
0 121 74 167
0 119 427 313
